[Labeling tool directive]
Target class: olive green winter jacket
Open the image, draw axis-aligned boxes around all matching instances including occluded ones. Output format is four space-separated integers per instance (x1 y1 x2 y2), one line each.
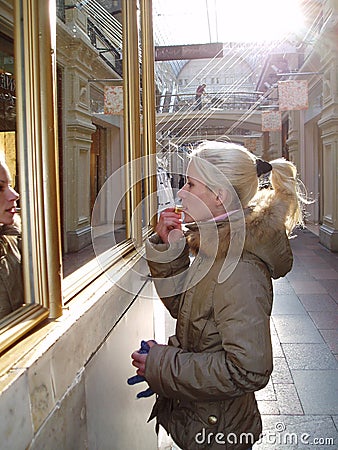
145 191 293 450
0 218 24 320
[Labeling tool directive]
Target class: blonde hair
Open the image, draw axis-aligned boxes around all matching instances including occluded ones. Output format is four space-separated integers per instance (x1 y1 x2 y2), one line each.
269 158 309 233
190 140 308 234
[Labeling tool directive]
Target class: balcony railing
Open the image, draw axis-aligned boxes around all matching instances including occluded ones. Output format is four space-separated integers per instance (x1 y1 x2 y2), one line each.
156 91 276 114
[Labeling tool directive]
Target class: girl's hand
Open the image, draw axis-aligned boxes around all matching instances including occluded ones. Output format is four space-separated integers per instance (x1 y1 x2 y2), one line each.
131 340 156 377
156 208 183 244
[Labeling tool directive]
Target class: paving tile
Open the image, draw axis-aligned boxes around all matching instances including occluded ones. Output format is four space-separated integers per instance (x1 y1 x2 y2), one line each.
320 330 338 354
271 333 283 358
272 294 307 315
270 320 277 336
274 384 303 414
318 279 338 295
298 294 338 311
271 357 293 383
286 271 315 282
311 243 325 249
308 311 338 330
257 400 280 415
296 256 331 269
291 370 338 414
330 291 338 302
255 378 276 401
314 249 338 264
289 279 328 294
332 415 338 430
319 257 338 269
254 415 338 450
272 280 295 295
308 268 338 279
272 315 324 344
289 248 317 256
282 343 338 370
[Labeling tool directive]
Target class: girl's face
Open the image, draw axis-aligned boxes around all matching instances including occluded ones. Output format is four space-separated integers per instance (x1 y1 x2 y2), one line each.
0 164 19 226
177 161 222 223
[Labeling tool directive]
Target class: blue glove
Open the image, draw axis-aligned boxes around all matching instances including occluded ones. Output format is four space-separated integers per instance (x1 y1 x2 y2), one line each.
128 340 155 398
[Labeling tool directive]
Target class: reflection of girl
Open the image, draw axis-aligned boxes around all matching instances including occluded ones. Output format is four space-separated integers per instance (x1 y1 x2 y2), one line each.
0 159 23 319
132 141 307 450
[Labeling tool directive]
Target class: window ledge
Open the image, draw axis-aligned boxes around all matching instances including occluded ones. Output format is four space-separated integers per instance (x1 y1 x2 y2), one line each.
0 245 147 384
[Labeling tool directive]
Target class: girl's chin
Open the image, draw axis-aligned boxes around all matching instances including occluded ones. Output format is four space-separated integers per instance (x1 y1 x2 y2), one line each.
1 215 15 226
182 213 194 223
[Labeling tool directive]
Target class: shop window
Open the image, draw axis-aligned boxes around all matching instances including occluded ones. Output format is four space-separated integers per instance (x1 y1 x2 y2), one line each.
0 0 51 352
0 0 156 353
57 0 156 302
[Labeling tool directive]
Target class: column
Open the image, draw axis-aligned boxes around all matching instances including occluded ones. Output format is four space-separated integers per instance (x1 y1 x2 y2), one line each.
318 0 338 251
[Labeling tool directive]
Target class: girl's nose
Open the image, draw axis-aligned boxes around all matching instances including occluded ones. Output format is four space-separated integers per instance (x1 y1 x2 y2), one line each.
8 186 19 201
178 180 190 197
177 188 185 199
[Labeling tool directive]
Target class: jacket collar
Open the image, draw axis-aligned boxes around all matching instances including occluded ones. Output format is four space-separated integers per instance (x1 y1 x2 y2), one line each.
184 189 292 278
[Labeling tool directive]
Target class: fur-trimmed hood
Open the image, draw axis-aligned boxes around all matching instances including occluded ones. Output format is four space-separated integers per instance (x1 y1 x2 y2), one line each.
0 214 21 236
184 189 293 279
0 215 22 258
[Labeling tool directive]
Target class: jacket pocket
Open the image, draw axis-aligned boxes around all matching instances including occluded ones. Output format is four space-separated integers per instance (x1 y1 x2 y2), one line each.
169 399 226 449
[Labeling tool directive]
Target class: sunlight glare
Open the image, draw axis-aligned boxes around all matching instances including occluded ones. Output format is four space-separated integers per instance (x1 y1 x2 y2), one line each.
154 0 306 44
215 0 305 42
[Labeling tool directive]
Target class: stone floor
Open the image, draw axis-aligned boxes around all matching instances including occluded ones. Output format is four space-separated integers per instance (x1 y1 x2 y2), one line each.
254 228 338 449
157 228 338 449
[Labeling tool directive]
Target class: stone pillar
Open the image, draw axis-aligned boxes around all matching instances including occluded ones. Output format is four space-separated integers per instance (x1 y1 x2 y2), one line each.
286 112 300 168
261 131 269 160
268 130 283 160
63 51 96 253
318 1 338 251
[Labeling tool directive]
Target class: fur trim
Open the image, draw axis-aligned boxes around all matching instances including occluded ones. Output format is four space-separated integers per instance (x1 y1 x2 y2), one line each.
0 214 21 236
185 189 290 259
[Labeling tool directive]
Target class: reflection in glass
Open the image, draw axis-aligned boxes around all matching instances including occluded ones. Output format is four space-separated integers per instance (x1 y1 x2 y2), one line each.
0 24 17 188
0 160 22 320
0 3 24 319
55 1 127 278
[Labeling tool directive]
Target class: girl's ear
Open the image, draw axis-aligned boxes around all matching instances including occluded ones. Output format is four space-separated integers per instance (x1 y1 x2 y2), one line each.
216 189 232 211
215 189 226 206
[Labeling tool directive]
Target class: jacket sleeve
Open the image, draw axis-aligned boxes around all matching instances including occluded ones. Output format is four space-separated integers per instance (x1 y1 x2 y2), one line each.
146 234 190 318
145 257 272 401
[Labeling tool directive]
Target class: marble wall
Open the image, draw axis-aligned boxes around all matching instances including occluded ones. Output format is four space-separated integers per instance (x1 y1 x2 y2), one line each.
0 256 159 450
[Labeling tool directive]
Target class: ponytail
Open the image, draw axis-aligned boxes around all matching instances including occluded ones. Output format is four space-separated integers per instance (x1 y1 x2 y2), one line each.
188 141 310 236
269 158 310 234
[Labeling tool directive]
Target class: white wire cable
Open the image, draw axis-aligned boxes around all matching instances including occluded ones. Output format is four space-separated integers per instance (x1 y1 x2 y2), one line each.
156 41 283 145
153 0 323 149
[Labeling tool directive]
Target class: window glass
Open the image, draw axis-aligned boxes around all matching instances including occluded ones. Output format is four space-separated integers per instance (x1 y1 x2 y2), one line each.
0 0 155 350
0 1 52 351
0 1 25 321
0 32 16 185
55 1 129 279
0 34 16 167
